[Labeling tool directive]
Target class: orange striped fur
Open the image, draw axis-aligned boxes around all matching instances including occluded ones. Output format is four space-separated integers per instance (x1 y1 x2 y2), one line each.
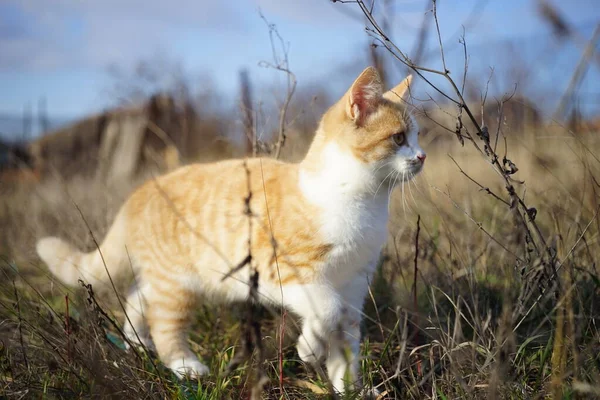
37 67 426 394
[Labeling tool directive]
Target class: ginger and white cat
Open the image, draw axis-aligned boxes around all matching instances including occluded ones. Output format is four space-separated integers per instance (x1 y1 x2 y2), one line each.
37 67 425 394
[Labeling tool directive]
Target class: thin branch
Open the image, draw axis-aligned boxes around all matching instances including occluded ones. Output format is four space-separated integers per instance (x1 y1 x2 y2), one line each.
351 0 554 264
448 155 510 206
258 12 297 159
431 185 524 262
432 0 448 73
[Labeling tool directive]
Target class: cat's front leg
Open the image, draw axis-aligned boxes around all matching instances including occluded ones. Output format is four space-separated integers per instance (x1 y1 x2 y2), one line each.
297 317 327 365
326 273 377 394
324 309 362 394
296 311 361 394
286 282 364 394
285 284 341 364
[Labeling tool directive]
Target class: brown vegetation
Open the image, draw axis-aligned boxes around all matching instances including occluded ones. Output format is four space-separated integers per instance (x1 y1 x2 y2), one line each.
26 93 237 183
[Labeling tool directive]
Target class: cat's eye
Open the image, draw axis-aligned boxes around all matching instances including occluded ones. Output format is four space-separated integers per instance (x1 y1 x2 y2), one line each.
392 132 405 146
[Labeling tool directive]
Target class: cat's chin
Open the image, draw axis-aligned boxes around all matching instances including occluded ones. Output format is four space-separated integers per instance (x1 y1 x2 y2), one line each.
409 164 424 177
376 167 421 189
398 172 419 183
394 165 423 183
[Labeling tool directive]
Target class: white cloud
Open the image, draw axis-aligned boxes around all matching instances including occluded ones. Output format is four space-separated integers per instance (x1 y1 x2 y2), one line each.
253 0 427 29
0 0 250 72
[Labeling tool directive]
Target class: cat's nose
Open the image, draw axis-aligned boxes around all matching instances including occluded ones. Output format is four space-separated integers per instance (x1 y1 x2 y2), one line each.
416 152 426 162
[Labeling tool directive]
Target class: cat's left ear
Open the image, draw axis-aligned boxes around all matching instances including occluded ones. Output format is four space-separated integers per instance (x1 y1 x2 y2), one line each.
346 66 383 125
383 75 413 104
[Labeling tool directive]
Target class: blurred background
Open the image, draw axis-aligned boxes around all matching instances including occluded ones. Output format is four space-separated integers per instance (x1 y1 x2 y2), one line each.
2 1 600 398
1 0 598 155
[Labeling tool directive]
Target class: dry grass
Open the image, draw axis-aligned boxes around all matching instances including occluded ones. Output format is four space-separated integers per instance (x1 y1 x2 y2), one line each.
376 118 600 398
1 112 600 399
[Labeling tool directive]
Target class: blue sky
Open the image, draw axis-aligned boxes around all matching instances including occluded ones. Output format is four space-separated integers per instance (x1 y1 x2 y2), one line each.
1 0 598 134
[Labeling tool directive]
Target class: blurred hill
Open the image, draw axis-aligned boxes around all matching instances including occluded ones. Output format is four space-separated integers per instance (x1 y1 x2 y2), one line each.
0 113 73 143
22 94 238 183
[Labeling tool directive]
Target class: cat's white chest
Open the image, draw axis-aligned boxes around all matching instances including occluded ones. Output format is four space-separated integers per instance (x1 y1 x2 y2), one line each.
319 195 389 286
298 142 390 288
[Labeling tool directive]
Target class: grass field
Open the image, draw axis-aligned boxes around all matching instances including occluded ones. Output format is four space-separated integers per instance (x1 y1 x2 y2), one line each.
1 114 599 399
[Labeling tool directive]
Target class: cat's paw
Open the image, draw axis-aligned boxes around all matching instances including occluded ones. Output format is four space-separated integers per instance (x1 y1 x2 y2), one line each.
360 386 382 399
297 333 325 365
169 358 210 379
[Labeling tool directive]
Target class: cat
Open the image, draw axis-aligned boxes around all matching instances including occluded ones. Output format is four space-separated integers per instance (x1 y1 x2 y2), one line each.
36 66 425 394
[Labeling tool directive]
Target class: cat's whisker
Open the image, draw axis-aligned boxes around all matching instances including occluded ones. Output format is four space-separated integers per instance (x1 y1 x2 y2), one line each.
399 172 408 217
415 176 427 196
411 178 427 197
387 189 394 214
402 172 411 211
388 170 398 202
406 174 418 206
373 160 392 176
374 167 396 198
403 176 410 216
386 172 399 214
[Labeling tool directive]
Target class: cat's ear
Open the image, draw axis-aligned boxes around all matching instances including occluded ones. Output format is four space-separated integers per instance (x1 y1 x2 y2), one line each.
383 74 413 104
345 66 383 125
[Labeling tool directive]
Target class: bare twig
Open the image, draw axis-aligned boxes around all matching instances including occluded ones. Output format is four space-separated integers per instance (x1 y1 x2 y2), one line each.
432 0 448 73
448 155 510 206
412 215 422 377
239 69 257 156
341 0 557 307
258 12 297 159
12 280 28 370
65 294 71 364
72 202 166 387
553 23 600 121
431 185 523 262
514 205 600 332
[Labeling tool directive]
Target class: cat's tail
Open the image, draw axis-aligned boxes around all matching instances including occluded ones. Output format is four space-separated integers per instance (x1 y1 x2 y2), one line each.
37 208 130 287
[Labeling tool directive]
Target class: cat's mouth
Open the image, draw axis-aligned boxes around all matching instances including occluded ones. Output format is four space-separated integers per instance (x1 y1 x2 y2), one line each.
378 164 422 187
396 161 423 182
399 168 421 182
375 159 424 188
409 161 424 175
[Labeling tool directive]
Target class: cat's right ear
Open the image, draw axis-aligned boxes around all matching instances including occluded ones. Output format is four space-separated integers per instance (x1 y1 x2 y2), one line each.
383 74 413 104
345 66 383 125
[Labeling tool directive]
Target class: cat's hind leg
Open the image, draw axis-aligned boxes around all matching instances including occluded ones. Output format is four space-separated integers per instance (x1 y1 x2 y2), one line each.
144 270 209 379
122 281 154 350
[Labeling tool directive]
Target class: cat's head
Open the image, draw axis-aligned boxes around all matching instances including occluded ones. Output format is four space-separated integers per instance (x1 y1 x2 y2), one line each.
319 67 425 187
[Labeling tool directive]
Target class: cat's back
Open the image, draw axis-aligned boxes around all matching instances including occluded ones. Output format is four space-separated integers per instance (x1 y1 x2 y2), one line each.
125 157 303 232
123 157 318 282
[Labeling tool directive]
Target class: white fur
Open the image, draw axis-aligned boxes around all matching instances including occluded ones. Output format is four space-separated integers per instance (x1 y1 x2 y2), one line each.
36 237 84 285
290 115 423 392
293 141 393 392
300 143 389 287
169 357 210 379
